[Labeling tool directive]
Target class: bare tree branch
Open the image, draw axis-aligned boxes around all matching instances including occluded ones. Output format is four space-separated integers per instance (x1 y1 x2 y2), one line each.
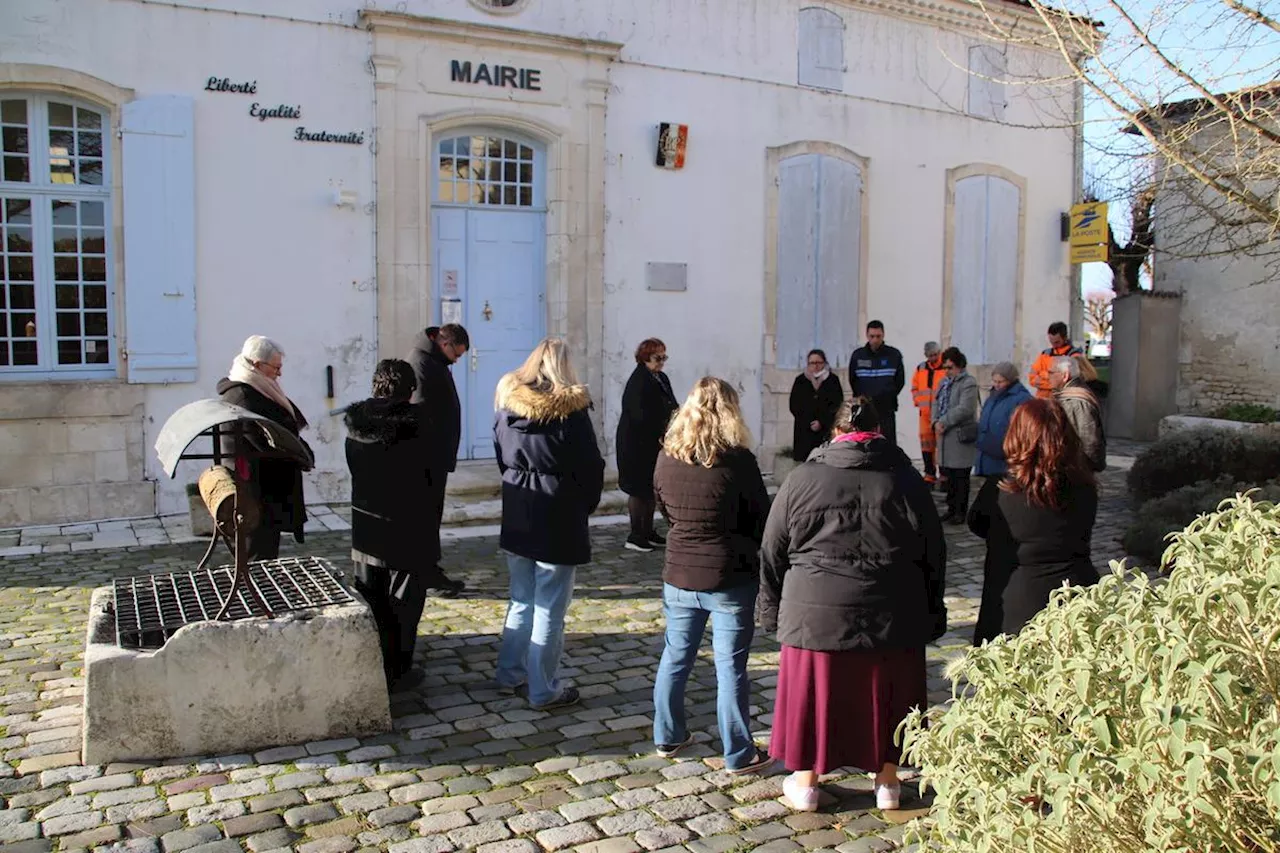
970 0 1280 279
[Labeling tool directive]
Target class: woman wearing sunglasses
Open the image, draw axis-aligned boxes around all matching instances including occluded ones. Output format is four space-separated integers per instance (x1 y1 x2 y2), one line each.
616 338 680 552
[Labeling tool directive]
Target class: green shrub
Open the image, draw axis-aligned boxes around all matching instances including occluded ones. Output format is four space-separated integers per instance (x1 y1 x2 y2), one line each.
900 495 1280 853
1127 427 1280 503
1123 476 1280 562
1212 402 1280 423
185 482 201 497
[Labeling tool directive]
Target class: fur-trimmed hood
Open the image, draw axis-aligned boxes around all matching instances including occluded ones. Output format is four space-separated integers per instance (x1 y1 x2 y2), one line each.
344 398 420 444
497 380 592 423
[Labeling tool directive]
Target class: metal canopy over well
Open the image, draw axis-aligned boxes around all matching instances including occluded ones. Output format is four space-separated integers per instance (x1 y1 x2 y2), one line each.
154 398 314 479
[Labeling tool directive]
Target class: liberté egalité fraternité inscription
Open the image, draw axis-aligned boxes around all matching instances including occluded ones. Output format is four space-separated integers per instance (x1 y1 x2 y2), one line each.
204 76 363 144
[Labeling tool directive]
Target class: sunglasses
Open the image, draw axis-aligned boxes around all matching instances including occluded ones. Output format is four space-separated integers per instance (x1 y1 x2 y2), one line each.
650 354 669 363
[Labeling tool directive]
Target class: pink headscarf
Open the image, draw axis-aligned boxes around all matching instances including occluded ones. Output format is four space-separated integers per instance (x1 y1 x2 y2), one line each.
833 430 882 444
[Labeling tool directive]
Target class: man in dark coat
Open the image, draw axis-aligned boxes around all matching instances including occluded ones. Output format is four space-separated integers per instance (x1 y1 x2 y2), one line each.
406 323 470 596
345 359 433 689
848 320 906 449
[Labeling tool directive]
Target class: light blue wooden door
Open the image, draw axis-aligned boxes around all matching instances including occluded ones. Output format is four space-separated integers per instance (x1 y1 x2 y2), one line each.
432 132 546 461
462 209 545 459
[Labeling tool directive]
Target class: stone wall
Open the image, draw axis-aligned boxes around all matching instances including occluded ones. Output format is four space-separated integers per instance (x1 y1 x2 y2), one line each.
1152 165 1280 413
1176 330 1280 412
0 383 153 528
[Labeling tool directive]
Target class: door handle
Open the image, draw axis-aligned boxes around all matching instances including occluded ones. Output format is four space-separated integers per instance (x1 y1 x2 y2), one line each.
470 349 479 372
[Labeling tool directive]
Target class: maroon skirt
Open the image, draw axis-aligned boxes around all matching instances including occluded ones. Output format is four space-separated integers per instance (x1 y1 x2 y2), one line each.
768 644 927 775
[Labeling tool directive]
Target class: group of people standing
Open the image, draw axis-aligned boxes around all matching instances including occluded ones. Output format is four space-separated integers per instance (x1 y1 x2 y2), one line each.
216 327 474 689
614 349 946 810
214 316 1108 814
899 320 1107 643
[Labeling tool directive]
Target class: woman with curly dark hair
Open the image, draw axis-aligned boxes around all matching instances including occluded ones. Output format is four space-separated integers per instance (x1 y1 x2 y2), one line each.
969 397 1099 637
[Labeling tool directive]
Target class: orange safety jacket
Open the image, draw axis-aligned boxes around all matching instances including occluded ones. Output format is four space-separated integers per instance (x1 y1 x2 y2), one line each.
911 357 944 452
1028 341 1084 399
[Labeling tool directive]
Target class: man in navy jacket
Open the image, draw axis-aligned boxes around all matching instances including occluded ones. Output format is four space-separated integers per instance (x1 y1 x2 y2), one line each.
848 320 906 448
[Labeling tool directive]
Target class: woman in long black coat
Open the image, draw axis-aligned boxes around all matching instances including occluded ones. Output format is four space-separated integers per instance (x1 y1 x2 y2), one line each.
967 476 1015 645
788 349 844 462
967 397 1099 638
216 335 311 561
616 338 679 552
345 359 432 689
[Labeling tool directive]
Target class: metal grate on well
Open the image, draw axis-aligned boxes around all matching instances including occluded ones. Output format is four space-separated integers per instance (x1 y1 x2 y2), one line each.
113 556 355 650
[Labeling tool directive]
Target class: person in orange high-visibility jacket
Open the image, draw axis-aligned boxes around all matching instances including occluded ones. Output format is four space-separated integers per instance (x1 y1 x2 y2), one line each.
910 342 945 483
1027 321 1084 399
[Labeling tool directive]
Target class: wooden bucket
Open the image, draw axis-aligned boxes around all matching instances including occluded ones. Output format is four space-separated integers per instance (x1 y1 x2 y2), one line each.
197 466 261 532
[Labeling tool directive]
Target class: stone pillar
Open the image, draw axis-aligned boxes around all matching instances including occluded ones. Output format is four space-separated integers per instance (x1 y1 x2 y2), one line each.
1107 290 1181 440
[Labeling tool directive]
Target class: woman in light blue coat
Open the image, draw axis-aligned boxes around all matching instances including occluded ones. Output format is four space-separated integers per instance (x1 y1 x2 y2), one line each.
973 362 1032 478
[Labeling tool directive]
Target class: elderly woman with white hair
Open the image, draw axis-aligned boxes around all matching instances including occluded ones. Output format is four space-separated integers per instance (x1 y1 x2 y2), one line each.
217 335 310 560
1049 355 1107 472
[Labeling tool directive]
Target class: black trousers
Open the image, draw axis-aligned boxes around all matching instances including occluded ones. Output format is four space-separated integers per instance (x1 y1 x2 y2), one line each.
921 451 936 479
628 495 656 541
942 467 971 519
247 527 281 561
874 404 898 449
354 558 430 682
424 468 448 572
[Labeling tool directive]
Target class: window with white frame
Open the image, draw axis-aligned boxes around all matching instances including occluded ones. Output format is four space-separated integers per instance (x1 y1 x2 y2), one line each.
1 94 112 375
798 7 845 91
436 134 541 208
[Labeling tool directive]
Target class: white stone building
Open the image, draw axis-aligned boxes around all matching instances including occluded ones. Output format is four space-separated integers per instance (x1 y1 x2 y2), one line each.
0 0 1080 527
1143 90 1280 414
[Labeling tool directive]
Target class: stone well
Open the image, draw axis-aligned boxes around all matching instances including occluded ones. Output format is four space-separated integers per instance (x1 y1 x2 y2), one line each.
82 564 391 765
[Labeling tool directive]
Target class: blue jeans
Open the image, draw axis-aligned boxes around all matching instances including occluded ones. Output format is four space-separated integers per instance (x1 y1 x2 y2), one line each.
653 581 758 769
495 552 577 707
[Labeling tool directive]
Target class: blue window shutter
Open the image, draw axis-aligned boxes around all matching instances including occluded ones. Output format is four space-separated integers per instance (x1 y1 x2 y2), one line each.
122 95 197 384
776 155 819 370
951 175 989 360
983 177 1020 364
951 174 1021 363
815 156 861 370
798 8 844 91
968 45 1007 121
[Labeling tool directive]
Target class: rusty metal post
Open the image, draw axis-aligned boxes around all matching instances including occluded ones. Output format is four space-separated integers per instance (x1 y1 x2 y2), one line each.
214 424 273 621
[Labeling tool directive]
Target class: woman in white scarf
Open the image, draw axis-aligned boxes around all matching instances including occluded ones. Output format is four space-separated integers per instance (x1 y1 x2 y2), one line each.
226 336 308 429
787 348 845 462
217 335 309 559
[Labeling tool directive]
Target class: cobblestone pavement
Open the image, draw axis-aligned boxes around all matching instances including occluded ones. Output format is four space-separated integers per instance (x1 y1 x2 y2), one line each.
0 466 1134 853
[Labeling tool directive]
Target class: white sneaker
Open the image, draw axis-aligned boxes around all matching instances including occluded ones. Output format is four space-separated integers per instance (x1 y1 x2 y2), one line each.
781 773 819 812
875 782 901 810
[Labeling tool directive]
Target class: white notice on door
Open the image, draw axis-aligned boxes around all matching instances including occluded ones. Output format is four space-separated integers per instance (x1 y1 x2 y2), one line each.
443 270 458 296
441 298 463 325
